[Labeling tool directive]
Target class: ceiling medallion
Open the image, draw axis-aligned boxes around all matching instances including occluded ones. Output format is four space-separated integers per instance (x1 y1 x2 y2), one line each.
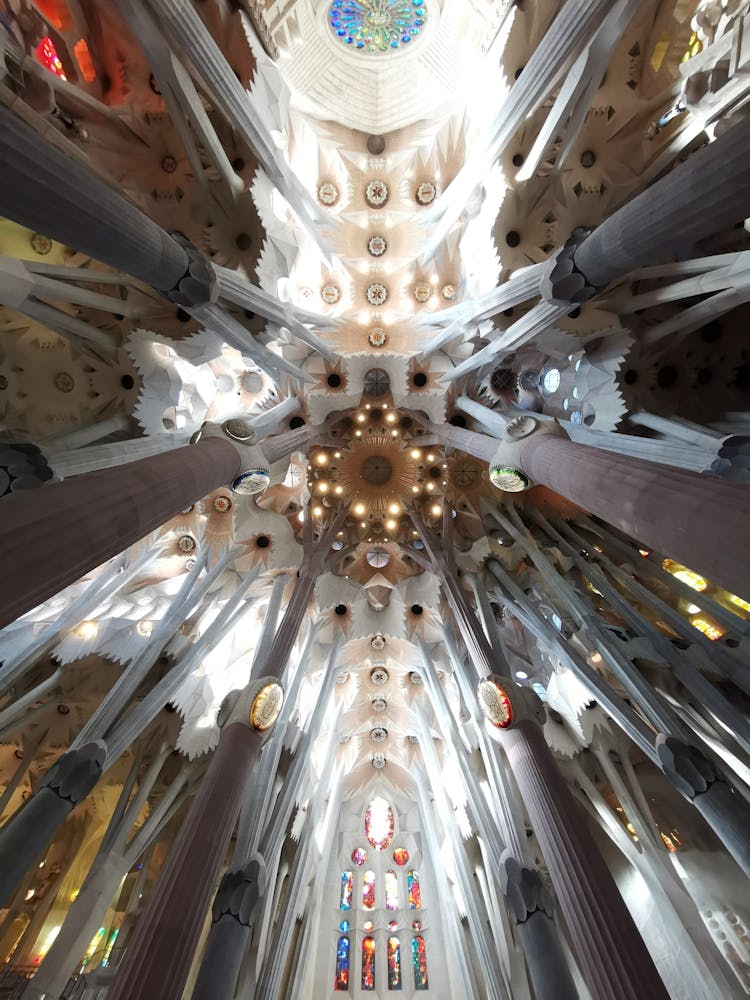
371 726 388 743
249 682 284 732
414 283 432 303
372 753 387 769
54 372 75 393
321 283 341 305
371 696 387 713
178 534 197 552
241 370 264 394
415 181 437 205
222 418 255 441
231 470 271 495
366 282 388 306
441 284 456 301
30 233 52 255
370 634 386 651
213 495 232 513
368 327 387 348
318 181 339 206
365 179 389 207
368 234 387 257
478 678 514 729
409 671 423 686
489 466 530 493
370 666 390 686
329 0 427 53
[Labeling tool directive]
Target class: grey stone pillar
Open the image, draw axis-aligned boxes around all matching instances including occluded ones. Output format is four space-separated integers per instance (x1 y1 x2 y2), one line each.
500 855 578 1000
657 736 750 878
191 861 263 1000
0 741 106 905
545 115 750 298
0 106 215 303
0 436 241 628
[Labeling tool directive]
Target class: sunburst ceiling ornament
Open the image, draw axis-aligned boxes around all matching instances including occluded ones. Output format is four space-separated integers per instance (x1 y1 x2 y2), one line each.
329 1 428 53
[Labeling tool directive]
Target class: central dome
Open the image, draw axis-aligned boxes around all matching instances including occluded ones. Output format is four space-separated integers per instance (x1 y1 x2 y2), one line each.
361 454 394 485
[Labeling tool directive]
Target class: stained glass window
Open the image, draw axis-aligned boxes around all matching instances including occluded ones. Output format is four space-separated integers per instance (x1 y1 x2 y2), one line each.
35 37 67 79
340 871 353 911
388 935 403 990
388 920 398 932
365 797 394 851
407 871 422 909
412 936 429 990
393 847 409 866
351 847 368 866
363 870 376 910
362 936 376 991
385 870 399 911
328 0 427 53
335 935 350 990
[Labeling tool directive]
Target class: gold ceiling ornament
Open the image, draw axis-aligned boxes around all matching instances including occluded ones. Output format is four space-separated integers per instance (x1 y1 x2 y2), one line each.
334 433 420 517
249 681 284 732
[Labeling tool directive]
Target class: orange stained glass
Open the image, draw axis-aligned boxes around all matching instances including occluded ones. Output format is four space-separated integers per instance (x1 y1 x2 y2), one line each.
407 871 421 909
362 936 376 991
74 39 96 83
362 870 376 910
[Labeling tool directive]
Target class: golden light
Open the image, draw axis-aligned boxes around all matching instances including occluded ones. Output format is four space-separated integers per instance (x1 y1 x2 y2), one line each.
729 593 750 613
426 482 435 491
334 451 342 459
391 429 398 437
360 521 367 528
357 413 366 423
315 453 328 466
73 621 98 640
412 486 420 494
410 448 422 459
353 502 367 517
318 482 329 494
313 506 323 517
385 519 398 531
334 485 344 495
355 430 362 438
388 502 401 516
426 453 435 462
691 617 723 640
386 412 397 424
431 504 442 517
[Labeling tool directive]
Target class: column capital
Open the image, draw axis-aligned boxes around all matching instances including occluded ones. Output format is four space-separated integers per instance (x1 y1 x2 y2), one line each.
655 734 716 799
191 419 270 495
41 740 106 805
212 859 265 926
219 677 285 738
488 416 566 493
540 227 598 306
162 232 218 307
499 854 554 924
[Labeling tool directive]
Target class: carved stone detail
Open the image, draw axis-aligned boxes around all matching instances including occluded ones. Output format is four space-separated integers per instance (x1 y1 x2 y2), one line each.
165 232 218 307
655 735 716 799
500 854 553 924
41 741 107 805
540 227 597 306
212 860 264 926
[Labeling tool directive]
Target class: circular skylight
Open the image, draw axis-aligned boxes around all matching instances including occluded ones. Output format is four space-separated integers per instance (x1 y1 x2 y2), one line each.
541 368 561 394
329 1 427 53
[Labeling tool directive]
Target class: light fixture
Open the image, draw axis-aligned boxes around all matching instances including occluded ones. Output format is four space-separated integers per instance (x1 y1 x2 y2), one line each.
410 448 421 459
386 412 396 423
386 519 397 531
431 504 442 517
353 502 367 517
388 502 400 516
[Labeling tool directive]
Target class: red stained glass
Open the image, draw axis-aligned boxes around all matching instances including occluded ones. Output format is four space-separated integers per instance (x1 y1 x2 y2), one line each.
335 935 350 990
407 871 422 910
362 936 376 991
35 36 67 79
365 796 394 851
351 847 368 866
388 935 403 990
412 935 429 990
393 847 409 866
362 870 376 910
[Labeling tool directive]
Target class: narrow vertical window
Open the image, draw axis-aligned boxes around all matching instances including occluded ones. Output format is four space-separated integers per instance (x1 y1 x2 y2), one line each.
340 871 353 911
387 935 402 990
407 871 422 909
362 870 376 910
362 935 376 991
334 935 350 990
385 870 399 911
412 936 429 990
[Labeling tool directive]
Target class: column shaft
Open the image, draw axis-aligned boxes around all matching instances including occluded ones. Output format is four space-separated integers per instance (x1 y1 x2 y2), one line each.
0 438 240 627
575 115 750 288
519 434 749 598
109 722 260 1000
0 107 189 292
501 720 669 1000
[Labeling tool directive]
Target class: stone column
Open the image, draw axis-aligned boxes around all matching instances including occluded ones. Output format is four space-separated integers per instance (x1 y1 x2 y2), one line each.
0 742 106 905
108 678 283 1000
488 709 669 1000
0 107 215 303
500 856 578 1000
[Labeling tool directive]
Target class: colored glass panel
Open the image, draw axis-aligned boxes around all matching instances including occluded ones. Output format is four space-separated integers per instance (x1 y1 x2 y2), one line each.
351 847 368 866
340 920 350 933
362 870 376 910
362 936 376 991
35 36 66 79
388 920 398 932
393 847 409 866
388 935 403 990
412 936 429 990
385 870 399 911
335 935 350 990
363 920 374 931
340 871 353 911
365 797 394 851
407 871 422 910
328 0 427 53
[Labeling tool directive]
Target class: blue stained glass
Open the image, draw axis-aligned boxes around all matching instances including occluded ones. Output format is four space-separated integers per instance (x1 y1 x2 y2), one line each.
335 935 351 990
328 1 428 52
